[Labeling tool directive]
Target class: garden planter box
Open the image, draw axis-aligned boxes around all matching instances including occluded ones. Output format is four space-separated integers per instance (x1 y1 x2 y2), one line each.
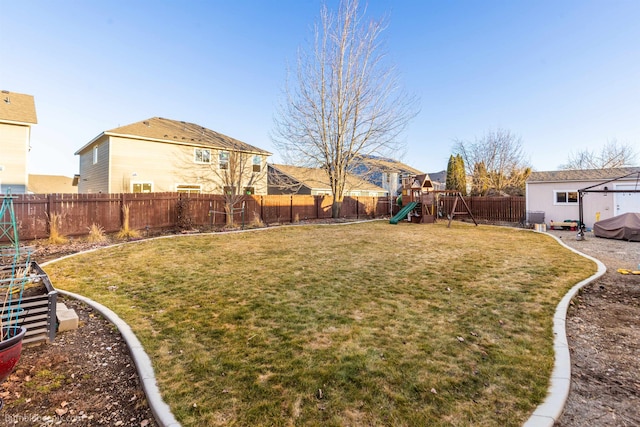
1 262 57 345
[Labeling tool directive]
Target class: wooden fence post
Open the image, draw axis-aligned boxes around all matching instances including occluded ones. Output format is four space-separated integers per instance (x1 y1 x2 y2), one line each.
120 193 126 228
47 193 53 236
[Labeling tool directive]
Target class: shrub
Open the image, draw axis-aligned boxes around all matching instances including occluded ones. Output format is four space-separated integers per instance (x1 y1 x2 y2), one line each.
116 204 140 240
87 223 107 243
47 213 68 244
249 211 265 228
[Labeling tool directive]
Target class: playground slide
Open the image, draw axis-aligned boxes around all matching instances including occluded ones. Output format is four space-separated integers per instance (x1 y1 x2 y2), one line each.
389 201 418 224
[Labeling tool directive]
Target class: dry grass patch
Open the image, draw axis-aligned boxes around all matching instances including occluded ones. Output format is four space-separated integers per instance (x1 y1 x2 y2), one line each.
47 212 68 244
45 222 596 426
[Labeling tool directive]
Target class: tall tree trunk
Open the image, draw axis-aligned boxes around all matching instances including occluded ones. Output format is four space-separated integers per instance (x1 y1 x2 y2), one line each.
331 199 343 218
224 203 234 226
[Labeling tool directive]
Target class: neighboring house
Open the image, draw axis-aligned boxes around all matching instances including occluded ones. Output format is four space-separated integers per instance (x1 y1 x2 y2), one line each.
28 174 77 194
351 156 423 197
526 167 640 229
0 90 37 194
427 170 447 191
74 117 271 194
268 164 388 197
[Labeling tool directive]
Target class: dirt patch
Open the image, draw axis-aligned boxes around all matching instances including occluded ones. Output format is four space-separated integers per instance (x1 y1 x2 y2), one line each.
548 230 640 426
1 297 157 426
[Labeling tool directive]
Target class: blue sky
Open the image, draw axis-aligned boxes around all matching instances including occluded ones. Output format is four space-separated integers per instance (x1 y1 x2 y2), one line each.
1 0 638 177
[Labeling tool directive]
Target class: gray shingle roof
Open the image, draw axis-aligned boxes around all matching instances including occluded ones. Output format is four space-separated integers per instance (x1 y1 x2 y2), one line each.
270 164 387 193
0 90 37 124
106 117 271 155
528 167 640 183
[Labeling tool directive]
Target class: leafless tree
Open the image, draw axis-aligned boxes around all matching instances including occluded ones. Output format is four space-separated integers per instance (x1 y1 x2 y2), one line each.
453 128 531 195
559 139 638 170
272 0 418 217
180 150 266 226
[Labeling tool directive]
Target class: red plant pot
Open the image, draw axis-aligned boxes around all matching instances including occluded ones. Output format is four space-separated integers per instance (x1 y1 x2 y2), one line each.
0 326 27 384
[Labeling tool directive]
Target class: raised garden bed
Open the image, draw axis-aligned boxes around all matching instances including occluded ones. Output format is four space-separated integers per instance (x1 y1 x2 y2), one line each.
1 257 57 345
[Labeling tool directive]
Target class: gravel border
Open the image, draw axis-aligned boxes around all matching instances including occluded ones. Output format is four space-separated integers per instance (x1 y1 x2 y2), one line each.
522 230 606 427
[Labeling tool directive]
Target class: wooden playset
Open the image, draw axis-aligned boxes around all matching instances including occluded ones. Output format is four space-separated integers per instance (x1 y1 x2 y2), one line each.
390 174 477 227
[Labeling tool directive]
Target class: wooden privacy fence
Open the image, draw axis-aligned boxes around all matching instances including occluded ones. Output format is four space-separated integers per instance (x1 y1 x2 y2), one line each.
4 193 525 242
6 193 392 242
439 195 525 223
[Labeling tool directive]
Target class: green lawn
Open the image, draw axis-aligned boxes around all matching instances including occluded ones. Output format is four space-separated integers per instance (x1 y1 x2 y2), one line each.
45 221 596 426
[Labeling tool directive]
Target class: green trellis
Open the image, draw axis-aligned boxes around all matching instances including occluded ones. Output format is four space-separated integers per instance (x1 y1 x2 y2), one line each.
0 189 33 340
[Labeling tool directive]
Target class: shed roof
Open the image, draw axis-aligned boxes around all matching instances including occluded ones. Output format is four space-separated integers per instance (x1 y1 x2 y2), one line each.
76 117 271 155
0 90 37 124
528 167 640 183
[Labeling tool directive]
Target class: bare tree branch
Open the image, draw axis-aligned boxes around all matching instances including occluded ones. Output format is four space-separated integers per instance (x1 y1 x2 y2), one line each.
177 149 266 226
559 139 638 170
272 0 418 217
454 128 531 195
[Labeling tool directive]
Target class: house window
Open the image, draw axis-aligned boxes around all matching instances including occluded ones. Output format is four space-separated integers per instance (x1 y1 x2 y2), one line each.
219 151 229 169
92 146 99 164
244 187 255 195
194 148 211 164
132 182 153 193
176 184 201 194
554 190 578 205
253 155 261 172
223 185 235 195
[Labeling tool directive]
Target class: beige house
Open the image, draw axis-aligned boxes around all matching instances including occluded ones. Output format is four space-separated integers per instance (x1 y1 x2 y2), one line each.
75 117 271 194
268 164 388 197
0 90 37 194
352 156 424 197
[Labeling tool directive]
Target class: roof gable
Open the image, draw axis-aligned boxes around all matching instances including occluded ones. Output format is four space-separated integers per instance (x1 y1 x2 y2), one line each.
0 90 37 124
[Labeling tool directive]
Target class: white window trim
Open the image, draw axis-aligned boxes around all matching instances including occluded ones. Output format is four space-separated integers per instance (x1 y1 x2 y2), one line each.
92 145 99 164
252 155 262 173
132 181 153 193
175 183 202 194
194 148 212 164
219 151 230 169
553 190 579 205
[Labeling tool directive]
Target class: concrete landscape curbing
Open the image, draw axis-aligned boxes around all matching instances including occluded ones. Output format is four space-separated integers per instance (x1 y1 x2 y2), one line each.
52 289 182 427
522 231 606 427
40 223 605 426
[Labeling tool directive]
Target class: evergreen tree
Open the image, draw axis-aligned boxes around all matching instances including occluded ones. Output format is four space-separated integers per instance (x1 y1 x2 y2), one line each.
445 155 456 190
455 154 467 196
